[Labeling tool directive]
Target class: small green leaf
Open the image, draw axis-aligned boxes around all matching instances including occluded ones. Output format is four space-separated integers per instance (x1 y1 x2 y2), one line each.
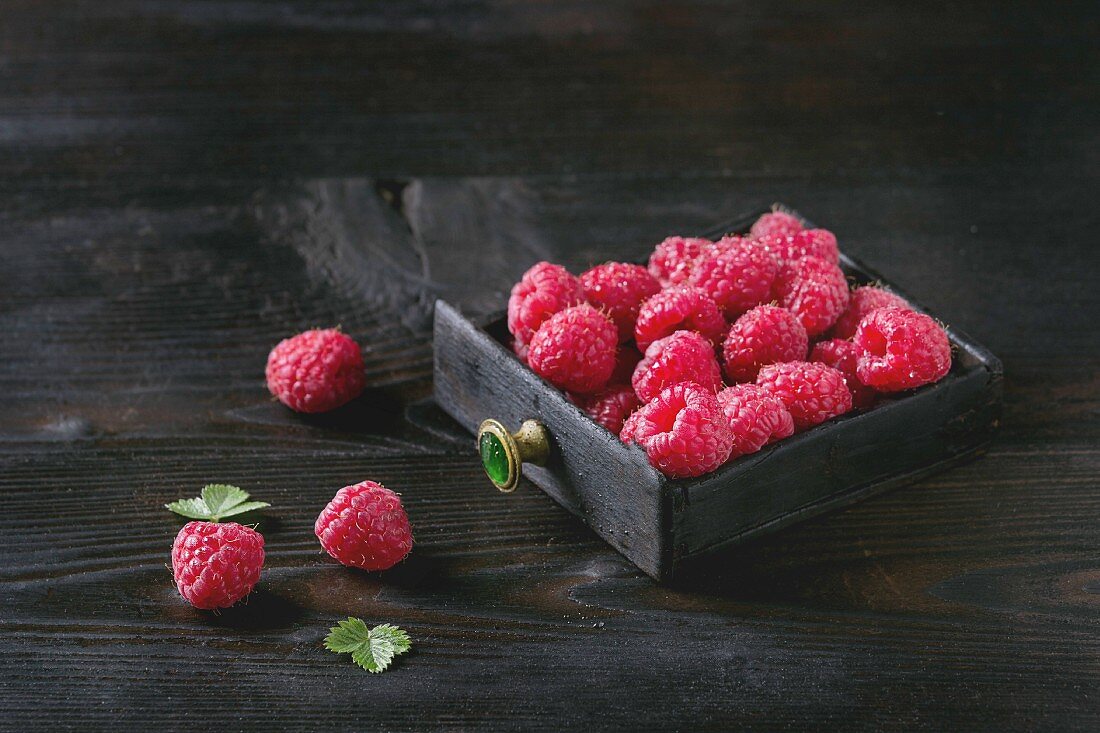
325 618 411 673
165 484 269 522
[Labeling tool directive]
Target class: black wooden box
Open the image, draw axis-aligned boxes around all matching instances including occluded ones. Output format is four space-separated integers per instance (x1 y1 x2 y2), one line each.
433 207 1003 581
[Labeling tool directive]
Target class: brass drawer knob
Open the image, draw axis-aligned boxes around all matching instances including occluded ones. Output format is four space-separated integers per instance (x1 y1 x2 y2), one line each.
477 419 549 492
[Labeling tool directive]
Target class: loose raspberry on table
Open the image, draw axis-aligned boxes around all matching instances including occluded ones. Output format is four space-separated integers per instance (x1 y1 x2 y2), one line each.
620 382 735 478
810 338 877 409
830 285 910 340
689 236 780 318
528 304 618 394
632 330 724 403
717 383 795 457
266 328 366 413
575 385 642 434
774 255 850 337
579 262 661 341
315 480 414 571
749 211 803 240
172 521 265 610
648 236 711 286
721 304 809 383
853 306 952 392
507 261 586 343
633 285 726 351
756 360 853 431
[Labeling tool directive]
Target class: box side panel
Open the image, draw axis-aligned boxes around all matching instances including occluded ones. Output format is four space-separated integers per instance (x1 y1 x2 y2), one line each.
673 362 1001 564
433 301 670 579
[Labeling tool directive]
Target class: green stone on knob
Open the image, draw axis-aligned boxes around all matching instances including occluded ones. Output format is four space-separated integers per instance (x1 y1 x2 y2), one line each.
480 431 510 486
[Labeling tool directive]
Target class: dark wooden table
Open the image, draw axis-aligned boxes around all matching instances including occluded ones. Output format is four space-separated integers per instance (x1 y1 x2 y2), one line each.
2 2 1098 730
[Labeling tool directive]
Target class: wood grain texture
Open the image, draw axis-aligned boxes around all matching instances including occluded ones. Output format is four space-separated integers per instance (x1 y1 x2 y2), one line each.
0 0 1098 730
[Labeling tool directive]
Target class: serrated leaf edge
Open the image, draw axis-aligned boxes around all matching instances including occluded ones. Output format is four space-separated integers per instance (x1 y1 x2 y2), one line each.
324 618 411 673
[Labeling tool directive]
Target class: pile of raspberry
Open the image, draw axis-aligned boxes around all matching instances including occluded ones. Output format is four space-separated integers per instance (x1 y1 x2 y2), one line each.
507 210 952 479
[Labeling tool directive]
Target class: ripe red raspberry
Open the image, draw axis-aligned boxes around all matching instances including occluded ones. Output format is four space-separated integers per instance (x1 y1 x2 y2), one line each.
689 236 780 318
507 261 585 343
172 521 265 610
810 338 876 409
575 385 642 434
754 229 839 266
266 328 366 413
717 384 795 457
315 480 414 571
830 285 909 340
749 211 803 240
756 361 853 431
620 382 735 478
648 236 711 286
774 256 850 337
633 285 726 351
854 306 952 392
579 262 661 341
721 305 809 383
528 304 617 394
632 330 724 403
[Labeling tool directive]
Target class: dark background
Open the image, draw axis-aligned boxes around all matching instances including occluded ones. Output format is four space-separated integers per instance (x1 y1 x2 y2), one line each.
1 2 1098 731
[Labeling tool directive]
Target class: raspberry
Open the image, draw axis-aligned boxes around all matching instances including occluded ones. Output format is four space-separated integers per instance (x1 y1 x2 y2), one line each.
633 285 726 351
610 343 643 385
632 330 724 403
648 236 711 286
171 522 265 610
620 382 735 478
853 306 952 392
721 304 809 383
716 384 795 457
830 285 909 340
315 480 414 571
575 385 642 434
511 336 530 363
266 328 366 413
756 361 853 431
528 304 617 394
754 229 839 266
749 211 803 240
579 262 661 341
774 256 850 337
507 261 585 343
689 236 780 318
810 338 877 409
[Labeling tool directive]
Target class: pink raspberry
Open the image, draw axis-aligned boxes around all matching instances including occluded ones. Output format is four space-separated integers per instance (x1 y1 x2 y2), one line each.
528 304 617 394
853 306 952 392
716 384 795 457
507 261 585 343
774 255 850 337
689 236 780 318
632 330 724 403
579 262 661 341
315 480 414 571
749 211 803 240
620 382 735 478
830 285 910 340
810 338 876 409
575 385 642 434
266 328 366 413
633 285 726 351
754 229 839 266
756 361 853 431
721 305 809 383
172 522 265 610
648 236 711 286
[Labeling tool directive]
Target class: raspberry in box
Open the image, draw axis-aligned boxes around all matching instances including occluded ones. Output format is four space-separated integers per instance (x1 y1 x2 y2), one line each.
432 206 1003 582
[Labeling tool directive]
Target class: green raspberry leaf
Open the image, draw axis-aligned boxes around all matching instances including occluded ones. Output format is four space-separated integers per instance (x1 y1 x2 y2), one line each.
325 618 411 673
165 484 270 522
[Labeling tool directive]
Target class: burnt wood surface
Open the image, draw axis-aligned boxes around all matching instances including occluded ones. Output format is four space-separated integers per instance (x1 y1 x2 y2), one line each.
1 1 1098 731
